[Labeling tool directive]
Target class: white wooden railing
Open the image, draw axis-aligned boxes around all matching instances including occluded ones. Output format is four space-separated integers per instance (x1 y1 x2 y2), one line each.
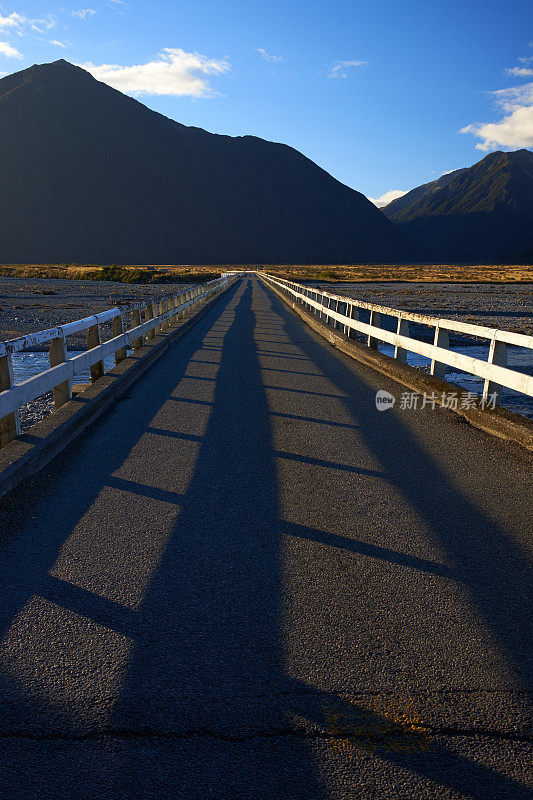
0 275 236 448
261 273 533 407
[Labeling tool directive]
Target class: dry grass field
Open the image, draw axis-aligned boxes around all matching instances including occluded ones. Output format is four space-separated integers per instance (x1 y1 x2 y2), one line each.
0 263 532 283
257 263 533 282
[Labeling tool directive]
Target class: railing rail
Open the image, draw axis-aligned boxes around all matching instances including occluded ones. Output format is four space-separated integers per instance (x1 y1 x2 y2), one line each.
0 275 236 448
260 273 533 407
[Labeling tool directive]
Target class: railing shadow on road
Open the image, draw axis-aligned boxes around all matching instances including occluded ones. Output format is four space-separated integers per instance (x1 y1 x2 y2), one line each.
0 280 327 798
264 283 533 688
0 279 530 798
0 283 243 649
105 278 531 798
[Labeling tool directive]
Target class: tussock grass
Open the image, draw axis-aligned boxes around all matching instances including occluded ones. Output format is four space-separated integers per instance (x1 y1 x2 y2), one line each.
0 263 531 283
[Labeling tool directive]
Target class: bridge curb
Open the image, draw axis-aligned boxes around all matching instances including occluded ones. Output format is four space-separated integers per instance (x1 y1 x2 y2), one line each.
0 282 237 499
263 278 533 452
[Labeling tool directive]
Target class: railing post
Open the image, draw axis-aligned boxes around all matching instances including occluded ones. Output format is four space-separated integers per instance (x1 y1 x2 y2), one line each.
333 299 340 330
49 336 72 408
483 337 507 404
430 323 449 379
87 322 104 382
347 303 359 338
394 315 410 362
131 308 143 350
112 312 127 364
340 300 348 334
145 302 155 341
368 310 381 349
176 294 185 321
170 294 179 324
325 297 332 326
157 299 166 333
0 353 20 447
319 294 326 323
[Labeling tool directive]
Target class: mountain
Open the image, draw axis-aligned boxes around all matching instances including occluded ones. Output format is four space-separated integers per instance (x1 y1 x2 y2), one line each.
382 150 533 262
0 60 423 265
382 168 467 218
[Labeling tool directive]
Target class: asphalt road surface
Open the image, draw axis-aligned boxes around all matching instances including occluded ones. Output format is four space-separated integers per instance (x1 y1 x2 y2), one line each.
0 277 531 799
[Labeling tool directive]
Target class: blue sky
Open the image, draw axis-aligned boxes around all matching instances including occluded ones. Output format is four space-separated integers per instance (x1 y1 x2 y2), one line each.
1 0 532 204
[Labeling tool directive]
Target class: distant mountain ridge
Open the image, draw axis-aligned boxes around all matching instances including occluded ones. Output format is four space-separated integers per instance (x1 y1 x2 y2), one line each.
382 150 533 262
382 168 467 219
0 59 423 265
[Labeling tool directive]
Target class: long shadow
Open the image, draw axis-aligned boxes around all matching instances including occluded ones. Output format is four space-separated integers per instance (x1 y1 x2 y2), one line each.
265 282 533 687
284 521 455 579
56 278 530 798
81 278 529 798
105 280 328 797
0 281 241 647
0 279 531 798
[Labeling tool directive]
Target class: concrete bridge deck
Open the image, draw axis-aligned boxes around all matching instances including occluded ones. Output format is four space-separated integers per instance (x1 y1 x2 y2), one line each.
0 277 531 799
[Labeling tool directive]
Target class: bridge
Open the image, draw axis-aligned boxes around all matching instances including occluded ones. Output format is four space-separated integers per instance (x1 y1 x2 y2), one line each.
0 275 531 799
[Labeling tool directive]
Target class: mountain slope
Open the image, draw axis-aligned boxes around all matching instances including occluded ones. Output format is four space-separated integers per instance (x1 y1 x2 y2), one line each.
0 60 423 265
382 150 533 262
382 168 467 219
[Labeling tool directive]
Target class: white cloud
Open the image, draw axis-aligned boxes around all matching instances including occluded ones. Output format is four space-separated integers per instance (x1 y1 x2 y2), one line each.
0 12 23 30
491 82 533 111
369 189 407 207
328 59 367 79
0 10 55 33
257 48 282 63
505 66 533 77
81 48 230 97
461 107 533 151
460 81 533 151
49 39 71 48
71 9 96 20
0 40 22 58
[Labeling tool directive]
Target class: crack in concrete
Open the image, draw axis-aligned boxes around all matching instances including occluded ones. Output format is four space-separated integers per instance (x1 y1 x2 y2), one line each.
0 726 530 745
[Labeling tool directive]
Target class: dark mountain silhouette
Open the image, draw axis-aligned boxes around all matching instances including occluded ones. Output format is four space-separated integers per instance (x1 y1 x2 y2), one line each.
382 150 533 262
0 59 423 265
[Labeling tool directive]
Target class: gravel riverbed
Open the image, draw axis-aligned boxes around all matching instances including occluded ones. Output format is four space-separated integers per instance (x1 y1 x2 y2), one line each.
310 281 533 336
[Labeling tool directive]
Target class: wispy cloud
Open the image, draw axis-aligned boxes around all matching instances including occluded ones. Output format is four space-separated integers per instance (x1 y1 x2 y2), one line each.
0 10 55 33
460 81 533 151
328 59 367 79
0 40 22 58
256 48 282 63
505 66 533 77
81 48 230 97
491 82 533 111
0 12 23 30
48 39 71 48
369 189 407 207
71 9 96 20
